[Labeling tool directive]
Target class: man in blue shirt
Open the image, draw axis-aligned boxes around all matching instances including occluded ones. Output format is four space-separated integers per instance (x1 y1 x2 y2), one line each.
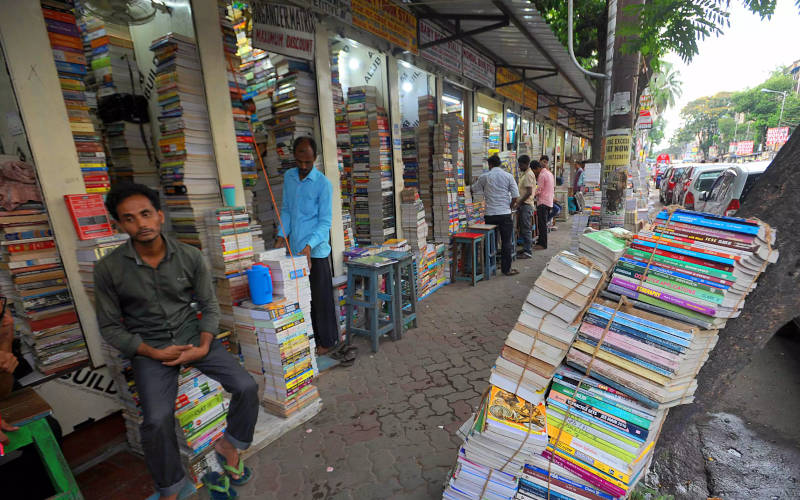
276 137 339 354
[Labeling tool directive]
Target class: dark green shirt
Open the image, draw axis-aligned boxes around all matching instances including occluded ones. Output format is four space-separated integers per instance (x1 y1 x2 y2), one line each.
94 236 220 358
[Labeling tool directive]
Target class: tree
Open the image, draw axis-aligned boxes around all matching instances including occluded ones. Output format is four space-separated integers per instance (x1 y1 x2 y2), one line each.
732 70 800 145
675 92 733 156
650 62 683 113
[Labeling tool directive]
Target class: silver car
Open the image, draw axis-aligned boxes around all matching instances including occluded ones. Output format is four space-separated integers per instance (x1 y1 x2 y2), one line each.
680 164 726 210
697 161 770 216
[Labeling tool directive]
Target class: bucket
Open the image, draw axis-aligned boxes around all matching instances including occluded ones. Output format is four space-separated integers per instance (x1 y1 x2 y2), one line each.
246 263 273 305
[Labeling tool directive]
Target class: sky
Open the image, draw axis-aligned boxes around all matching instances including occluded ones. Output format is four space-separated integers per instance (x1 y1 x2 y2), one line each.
658 0 800 147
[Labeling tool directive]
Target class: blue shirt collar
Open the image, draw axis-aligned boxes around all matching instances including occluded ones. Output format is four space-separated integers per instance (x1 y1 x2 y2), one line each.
293 167 322 183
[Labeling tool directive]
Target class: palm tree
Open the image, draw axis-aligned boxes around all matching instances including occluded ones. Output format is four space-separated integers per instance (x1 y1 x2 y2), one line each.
651 62 683 114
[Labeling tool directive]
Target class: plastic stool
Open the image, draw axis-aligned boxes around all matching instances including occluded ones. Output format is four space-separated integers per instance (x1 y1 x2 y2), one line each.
468 223 497 279
451 232 485 286
344 258 400 352
377 250 418 336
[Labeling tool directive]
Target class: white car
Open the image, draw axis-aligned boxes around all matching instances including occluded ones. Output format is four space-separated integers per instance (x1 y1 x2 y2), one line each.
680 164 727 210
696 161 770 216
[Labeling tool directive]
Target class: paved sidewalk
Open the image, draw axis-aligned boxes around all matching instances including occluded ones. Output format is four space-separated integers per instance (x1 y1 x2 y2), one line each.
235 230 571 500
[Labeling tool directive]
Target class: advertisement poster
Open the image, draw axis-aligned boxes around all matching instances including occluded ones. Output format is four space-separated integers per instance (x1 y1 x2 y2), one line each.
604 133 632 167
251 2 315 60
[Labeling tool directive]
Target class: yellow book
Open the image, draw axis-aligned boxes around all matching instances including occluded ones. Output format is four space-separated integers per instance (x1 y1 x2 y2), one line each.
572 340 671 386
549 445 631 490
70 122 95 133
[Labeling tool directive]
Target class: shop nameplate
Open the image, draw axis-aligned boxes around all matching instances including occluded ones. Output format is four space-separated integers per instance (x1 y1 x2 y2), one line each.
352 0 418 54
305 0 352 23
251 2 316 61
495 66 524 103
461 44 494 89
524 87 538 110
419 20 461 75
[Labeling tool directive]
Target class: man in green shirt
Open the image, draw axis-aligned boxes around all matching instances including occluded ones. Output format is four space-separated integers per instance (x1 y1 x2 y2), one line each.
95 184 257 499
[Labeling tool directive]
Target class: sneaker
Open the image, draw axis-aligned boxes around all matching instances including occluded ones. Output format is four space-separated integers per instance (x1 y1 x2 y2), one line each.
517 252 532 259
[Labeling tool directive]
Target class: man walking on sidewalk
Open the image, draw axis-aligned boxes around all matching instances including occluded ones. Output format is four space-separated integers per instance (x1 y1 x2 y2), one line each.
532 159 555 250
472 154 520 276
516 156 537 259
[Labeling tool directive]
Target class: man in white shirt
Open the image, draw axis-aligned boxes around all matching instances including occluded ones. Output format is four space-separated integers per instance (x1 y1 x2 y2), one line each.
471 154 520 276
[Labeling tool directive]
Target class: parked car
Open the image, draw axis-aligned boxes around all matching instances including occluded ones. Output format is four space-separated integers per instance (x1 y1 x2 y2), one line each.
697 161 770 216
661 166 690 205
658 166 673 202
681 165 726 210
673 164 699 206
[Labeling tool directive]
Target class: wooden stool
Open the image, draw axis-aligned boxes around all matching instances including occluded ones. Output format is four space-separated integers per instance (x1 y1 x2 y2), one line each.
377 250 418 336
344 258 400 352
451 232 485 286
1 388 82 499
468 223 497 280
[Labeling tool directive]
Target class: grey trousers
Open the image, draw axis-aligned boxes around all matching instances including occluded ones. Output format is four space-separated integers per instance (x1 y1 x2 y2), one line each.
132 340 259 497
518 204 534 254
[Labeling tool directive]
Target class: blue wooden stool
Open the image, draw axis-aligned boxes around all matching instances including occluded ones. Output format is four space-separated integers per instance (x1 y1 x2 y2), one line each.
344 258 400 352
468 223 497 280
377 250 418 337
451 232 485 286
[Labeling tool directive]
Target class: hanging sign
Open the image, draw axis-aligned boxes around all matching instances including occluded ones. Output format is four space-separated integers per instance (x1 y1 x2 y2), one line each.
419 20 462 75
766 126 789 145
352 0 418 54
495 67 524 103
251 2 315 60
304 0 352 23
461 44 494 89
636 109 653 130
549 106 558 121
736 140 754 156
604 132 631 167
568 116 577 129
523 87 538 110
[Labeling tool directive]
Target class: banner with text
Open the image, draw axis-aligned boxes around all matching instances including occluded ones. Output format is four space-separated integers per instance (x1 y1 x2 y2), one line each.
419 20 462 75
604 132 632 167
303 0 352 23
352 0 418 54
766 126 789 145
736 140 754 155
461 44 494 89
251 2 315 60
524 87 538 110
495 67 523 103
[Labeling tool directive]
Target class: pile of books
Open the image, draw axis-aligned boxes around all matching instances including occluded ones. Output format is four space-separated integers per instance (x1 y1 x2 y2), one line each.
577 228 629 273
74 233 129 302
489 251 604 404
432 123 457 242
569 214 590 254
150 33 220 250
402 127 419 189
400 188 428 253
416 243 449 300
269 57 317 175
331 50 352 222
443 113 467 232
444 385 548 500
102 121 158 188
234 299 320 417
41 0 109 194
417 96 436 240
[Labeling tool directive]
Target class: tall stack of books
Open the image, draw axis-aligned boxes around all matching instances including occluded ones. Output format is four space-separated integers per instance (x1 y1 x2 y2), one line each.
417 96 436 239
331 51 352 222
150 33 220 250
400 188 428 253
348 86 372 245
369 107 395 243
402 127 419 189
0 207 88 376
431 123 457 242
489 252 604 405
234 299 320 417
74 233 129 302
269 57 317 175
416 243 449 300
41 1 110 195
443 113 467 231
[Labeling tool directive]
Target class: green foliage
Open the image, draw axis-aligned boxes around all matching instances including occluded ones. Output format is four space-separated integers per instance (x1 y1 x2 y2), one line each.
675 92 734 155
530 0 607 71
650 62 683 114
731 71 800 144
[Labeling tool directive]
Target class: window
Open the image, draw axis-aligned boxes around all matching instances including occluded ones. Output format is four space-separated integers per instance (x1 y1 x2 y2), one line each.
740 173 763 201
695 170 722 192
709 171 735 201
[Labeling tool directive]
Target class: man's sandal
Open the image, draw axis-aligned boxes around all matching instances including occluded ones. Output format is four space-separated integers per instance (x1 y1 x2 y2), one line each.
215 452 254 486
203 472 237 500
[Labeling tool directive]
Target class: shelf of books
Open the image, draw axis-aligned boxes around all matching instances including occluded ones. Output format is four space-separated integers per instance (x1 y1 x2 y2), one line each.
0 157 90 384
417 95 436 241
443 210 779 500
40 0 110 195
330 49 356 252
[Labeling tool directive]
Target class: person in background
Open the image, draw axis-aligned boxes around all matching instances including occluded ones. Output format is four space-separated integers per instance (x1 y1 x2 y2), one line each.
573 161 585 212
95 184 258 500
515 156 537 259
539 155 549 171
472 154 520 276
532 160 555 250
276 136 340 355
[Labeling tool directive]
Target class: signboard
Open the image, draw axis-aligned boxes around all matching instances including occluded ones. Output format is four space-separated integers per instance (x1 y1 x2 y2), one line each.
251 2 315 60
766 126 790 145
639 88 653 111
636 109 652 130
604 132 631 167
304 0 352 23
523 87 538 110
584 162 602 184
495 66 523 103
736 140 754 156
352 0 418 54
461 44 494 89
418 20 462 75
568 116 577 129
656 153 670 164
728 142 737 153
549 106 558 121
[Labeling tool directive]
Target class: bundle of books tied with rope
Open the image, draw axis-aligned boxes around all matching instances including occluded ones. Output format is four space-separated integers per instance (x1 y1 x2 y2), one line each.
444 207 779 500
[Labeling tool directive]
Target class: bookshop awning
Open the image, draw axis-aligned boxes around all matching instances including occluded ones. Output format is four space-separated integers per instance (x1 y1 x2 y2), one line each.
411 0 597 136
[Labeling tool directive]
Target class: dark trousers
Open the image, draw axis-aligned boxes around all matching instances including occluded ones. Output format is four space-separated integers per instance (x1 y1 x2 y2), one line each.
535 204 552 248
133 340 259 497
518 204 534 254
484 214 513 274
310 256 339 348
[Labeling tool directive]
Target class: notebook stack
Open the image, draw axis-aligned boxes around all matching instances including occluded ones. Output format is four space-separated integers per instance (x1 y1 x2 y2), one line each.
400 188 428 253
270 57 317 175
41 1 110 194
74 233 129 302
443 113 467 231
150 33 221 250
416 243 449 300
402 127 419 189
417 96 436 239
443 385 548 500
489 252 604 405
330 51 353 220
431 123 457 242
577 228 629 273
234 299 320 417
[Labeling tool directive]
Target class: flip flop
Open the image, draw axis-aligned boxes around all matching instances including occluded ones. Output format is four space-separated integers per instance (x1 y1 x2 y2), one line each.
215 452 254 486
503 269 520 276
203 471 237 500
329 345 357 361
337 346 358 367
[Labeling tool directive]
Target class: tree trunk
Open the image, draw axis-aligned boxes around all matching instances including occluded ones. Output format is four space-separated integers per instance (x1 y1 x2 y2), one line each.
652 129 800 497
591 0 610 161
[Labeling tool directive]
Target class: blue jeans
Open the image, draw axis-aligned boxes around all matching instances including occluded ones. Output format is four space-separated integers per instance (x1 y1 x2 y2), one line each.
518 204 534 254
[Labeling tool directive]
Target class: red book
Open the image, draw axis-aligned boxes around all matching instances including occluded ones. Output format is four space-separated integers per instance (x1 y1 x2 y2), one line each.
30 311 79 332
6 240 56 253
64 194 114 240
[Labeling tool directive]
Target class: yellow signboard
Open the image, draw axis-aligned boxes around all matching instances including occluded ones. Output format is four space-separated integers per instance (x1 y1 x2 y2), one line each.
549 106 558 121
604 133 632 167
568 116 577 129
523 87 538 110
495 67 524 103
352 0 418 54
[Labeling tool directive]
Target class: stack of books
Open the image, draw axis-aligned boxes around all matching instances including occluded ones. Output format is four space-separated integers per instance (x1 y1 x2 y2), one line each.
577 228 629 273
444 385 548 500
402 127 419 189
41 0 110 194
443 113 467 232
417 96 436 240
431 123 457 242
234 299 320 417
489 252 604 404
270 57 317 175
150 33 220 250
330 51 352 223
0 207 88 376
569 214 591 254
400 188 428 253
102 121 159 188
74 233 129 302
416 243 449 300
